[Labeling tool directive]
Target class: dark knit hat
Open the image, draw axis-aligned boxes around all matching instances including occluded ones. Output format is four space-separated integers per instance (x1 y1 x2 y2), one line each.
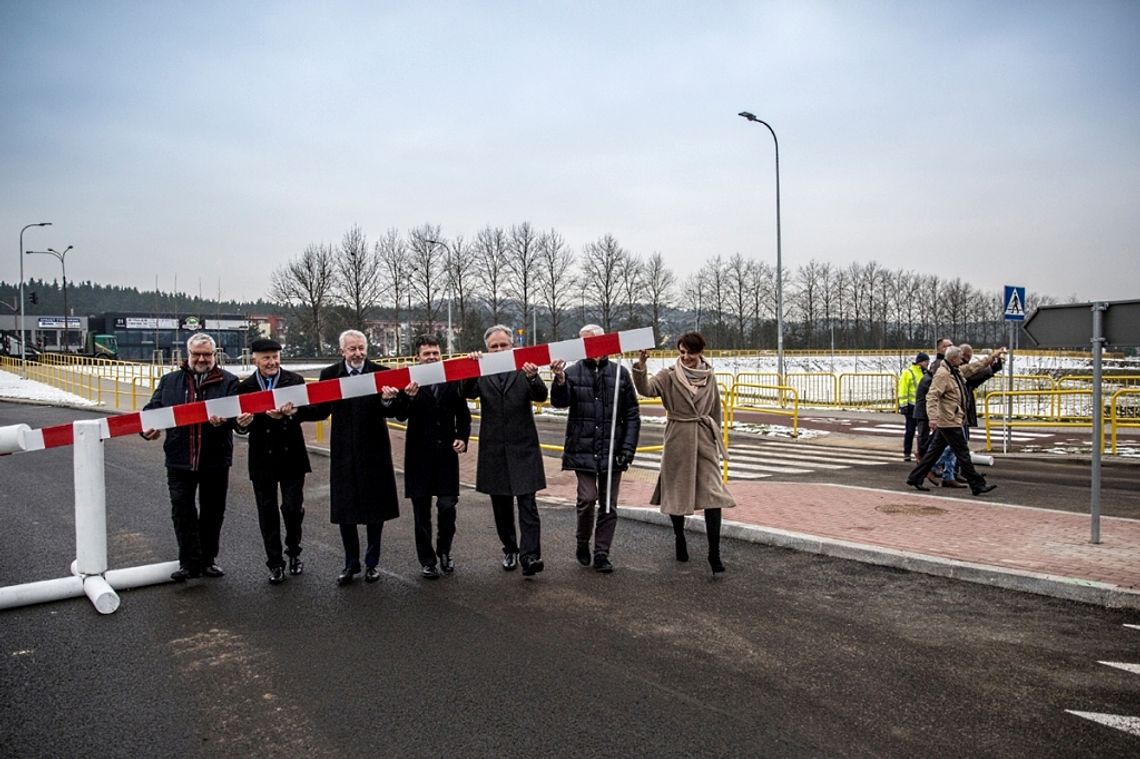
250 338 282 353
915 352 930 364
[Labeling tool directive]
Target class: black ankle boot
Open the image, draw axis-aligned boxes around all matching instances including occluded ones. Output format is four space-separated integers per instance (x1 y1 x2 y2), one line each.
708 555 725 574
675 535 689 562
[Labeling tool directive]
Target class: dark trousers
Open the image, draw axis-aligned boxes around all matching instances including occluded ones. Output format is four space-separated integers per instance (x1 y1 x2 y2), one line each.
670 508 722 559
907 426 986 490
412 495 458 567
252 475 305 569
575 470 622 556
490 493 541 559
916 418 931 458
166 467 229 571
339 522 384 570
902 408 918 458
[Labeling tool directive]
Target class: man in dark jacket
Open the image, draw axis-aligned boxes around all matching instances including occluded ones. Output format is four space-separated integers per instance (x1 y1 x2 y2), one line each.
463 324 549 577
401 335 471 579
142 333 240 582
550 324 641 573
310 329 408 587
235 338 323 585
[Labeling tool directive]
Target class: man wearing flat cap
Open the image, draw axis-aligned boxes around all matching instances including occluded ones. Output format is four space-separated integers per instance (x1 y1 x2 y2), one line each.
897 352 929 462
236 338 322 585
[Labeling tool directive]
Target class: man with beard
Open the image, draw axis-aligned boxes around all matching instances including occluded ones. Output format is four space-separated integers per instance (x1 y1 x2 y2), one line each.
142 332 240 582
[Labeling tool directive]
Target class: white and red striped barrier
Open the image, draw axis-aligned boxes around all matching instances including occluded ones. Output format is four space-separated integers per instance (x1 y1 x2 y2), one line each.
2 327 656 453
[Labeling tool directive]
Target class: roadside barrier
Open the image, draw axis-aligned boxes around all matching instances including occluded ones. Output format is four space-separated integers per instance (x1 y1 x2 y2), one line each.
982 389 1106 453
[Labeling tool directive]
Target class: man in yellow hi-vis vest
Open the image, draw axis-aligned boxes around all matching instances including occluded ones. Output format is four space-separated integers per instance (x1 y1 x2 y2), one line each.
897 353 929 461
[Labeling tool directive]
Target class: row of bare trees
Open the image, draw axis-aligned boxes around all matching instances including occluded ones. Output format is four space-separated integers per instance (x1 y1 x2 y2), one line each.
270 224 1048 354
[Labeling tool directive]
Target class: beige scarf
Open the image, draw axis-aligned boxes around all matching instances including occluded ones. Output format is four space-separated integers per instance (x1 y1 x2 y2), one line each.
674 357 713 395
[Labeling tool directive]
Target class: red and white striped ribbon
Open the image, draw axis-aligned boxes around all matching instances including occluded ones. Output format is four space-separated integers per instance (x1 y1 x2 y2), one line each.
18 327 656 452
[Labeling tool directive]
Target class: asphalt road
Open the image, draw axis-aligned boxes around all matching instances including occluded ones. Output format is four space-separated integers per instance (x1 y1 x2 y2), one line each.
2 403 1139 757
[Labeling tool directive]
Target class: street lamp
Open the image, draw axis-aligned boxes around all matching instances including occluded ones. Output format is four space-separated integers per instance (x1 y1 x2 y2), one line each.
738 111 784 382
425 238 455 354
18 222 52 372
27 245 74 351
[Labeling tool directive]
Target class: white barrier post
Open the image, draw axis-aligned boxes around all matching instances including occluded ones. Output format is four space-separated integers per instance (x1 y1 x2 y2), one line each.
0 423 30 454
72 420 120 614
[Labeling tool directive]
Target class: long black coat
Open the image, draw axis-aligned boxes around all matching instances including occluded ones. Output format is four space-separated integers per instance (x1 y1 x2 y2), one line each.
310 360 407 525
403 381 472 498
144 364 239 471
550 357 641 473
462 371 547 496
236 368 321 481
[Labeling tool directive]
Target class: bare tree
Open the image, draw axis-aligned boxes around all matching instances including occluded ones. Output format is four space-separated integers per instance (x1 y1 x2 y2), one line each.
580 234 627 331
269 242 336 353
747 259 775 348
442 234 480 351
617 251 645 330
725 253 753 348
506 222 541 344
643 252 675 346
332 224 383 331
376 228 410 351
406 223 444 335
474 226 511 326
535 229 577 342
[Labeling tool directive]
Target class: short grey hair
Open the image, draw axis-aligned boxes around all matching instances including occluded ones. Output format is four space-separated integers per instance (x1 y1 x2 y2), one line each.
944 345 962 362
483 324 512 347
186 333 216 352
578 323 604 338
339 329 367 349
959 343 974 358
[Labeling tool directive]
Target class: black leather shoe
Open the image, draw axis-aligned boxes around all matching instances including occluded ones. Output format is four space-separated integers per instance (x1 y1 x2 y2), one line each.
421 564 441 579
336 566 359 586
520 555 545 577
502 552 518 571
288 556 304 576
576 543 591 566
906 479 931 492
202 564 225 578
593 553 613 573
709 556 726 575
268 566 286 585
972 484 997 496
364 566 382 583
675 536 689 562
170 566 196 582
438 553 454 574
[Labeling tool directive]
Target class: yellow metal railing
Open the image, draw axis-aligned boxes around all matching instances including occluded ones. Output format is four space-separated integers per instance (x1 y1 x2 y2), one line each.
982 389 1107 452
1109 388 1140 454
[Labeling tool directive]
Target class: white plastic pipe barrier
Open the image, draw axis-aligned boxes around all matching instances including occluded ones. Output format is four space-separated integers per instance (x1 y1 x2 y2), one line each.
104 562 181 590
74 421 109 575
0 423 30 454
0 576 85 608
970 452 995 467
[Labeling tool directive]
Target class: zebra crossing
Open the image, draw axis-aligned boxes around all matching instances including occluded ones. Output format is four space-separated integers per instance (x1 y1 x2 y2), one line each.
631 439 902 481
846 422 1054 443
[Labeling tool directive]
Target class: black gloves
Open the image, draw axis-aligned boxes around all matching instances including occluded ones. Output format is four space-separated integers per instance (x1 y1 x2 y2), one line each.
614 451 633 468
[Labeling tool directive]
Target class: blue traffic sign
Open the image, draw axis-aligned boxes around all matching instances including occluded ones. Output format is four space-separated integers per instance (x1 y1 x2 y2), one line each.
1003 286 1026 321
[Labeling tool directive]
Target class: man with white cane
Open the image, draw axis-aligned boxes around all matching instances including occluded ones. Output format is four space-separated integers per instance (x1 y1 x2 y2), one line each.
550 324 641 573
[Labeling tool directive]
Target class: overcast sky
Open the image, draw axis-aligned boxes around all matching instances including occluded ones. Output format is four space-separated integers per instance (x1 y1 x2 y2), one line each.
2 1 1137 306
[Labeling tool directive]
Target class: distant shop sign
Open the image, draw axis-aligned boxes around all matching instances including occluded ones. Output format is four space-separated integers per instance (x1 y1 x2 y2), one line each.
182 316 202 330
208 319 252 331
116 317 180 330
37 317 81 329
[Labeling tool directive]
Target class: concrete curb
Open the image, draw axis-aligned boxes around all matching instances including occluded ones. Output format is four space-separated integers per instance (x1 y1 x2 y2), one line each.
616 506 1140 611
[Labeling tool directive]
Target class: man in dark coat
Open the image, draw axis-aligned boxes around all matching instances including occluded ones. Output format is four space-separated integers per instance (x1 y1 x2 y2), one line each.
934 343 1007 487
235 338 323 585
401 335 471 579
310 329 408 586
550 324 641 573
142 333 240 582
462 324 549 577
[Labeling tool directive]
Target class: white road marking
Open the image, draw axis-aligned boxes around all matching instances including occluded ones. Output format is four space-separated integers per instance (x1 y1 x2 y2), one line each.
1064 710 1140 737
850 425 1052 440
637 452 805 474
1125 624 1140 631
1098 661 1140 675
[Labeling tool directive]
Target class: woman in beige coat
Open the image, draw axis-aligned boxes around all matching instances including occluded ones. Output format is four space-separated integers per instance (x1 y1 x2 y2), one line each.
632 331 735 574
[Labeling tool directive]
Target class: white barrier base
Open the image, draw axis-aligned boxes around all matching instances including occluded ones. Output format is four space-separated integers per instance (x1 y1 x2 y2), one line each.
971 452 995 467
0 575 85 609
0 560 179 614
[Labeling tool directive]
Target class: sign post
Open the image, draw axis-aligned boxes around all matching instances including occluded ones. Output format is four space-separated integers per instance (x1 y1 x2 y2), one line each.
1002 286 1026 454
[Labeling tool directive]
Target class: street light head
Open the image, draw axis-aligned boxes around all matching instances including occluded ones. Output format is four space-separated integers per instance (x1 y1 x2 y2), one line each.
36 222 52 227
738 111 758 121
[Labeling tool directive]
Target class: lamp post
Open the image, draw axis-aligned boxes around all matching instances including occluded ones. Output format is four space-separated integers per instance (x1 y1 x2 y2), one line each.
27 245 74 351
738 111 784 382
425 238 455 354
18 222 52 373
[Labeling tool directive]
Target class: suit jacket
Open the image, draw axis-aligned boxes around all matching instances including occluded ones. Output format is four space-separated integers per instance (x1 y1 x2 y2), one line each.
143 364 239 471
403 380 472 498
461 370 547 496
310 360 408 524
235 367 321 481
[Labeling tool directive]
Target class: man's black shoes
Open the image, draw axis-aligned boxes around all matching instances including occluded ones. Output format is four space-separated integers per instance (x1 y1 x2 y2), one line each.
364 566 382 583
202 564 225 578
288 556 304 576
593 554 613 573
438 553 454 574
906 479 931 492
502 552 518 571
336 566 359 586
576 543 591 566
520 555 545 577
973 483 997 496
268 566 286 585
422 564 441 580
170 566 200 582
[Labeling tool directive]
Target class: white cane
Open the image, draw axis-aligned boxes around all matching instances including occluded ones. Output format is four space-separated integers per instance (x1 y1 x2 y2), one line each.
604 356 623 514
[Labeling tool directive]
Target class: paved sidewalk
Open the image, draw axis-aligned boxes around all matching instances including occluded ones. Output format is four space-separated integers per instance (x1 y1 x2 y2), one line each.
370 427 1140 610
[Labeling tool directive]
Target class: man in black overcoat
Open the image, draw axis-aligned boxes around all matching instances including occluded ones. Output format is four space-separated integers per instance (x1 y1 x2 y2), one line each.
462 324 548 577
401 335 471 579
550 324 641 573
310 329 408 586
235 338 323 585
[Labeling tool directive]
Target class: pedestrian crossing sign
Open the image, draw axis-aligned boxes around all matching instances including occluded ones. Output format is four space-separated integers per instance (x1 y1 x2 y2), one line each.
1003 285 1026 321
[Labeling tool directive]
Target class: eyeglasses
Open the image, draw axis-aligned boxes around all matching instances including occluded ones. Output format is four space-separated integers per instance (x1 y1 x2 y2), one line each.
189 351 215 358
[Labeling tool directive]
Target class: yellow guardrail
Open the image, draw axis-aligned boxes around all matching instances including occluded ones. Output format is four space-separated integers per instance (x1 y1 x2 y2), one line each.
1109 388 1140 454
982 389 1107 452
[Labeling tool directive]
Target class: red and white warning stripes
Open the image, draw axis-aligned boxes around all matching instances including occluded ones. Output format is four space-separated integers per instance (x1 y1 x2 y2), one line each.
10 327 656 453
